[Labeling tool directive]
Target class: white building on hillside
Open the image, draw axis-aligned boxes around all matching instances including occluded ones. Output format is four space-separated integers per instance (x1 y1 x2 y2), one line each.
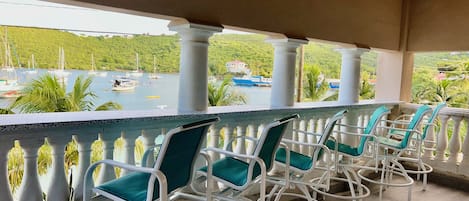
226 60 251 75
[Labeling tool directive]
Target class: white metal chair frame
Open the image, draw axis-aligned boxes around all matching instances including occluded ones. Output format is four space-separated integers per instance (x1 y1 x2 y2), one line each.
196 114 299 201
83 118 219 201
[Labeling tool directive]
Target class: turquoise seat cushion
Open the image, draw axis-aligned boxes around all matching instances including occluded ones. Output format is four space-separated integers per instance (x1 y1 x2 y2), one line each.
376 136 404 149
275 148 313 171
325 140 361 156
199 157 253 187
96 172 158 201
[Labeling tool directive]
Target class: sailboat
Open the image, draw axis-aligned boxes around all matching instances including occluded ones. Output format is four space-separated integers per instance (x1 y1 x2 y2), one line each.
148 55 161 79
24 54 38 74
49 47 71 81
0 27 23 98
129 53 143 77
88 54 107 77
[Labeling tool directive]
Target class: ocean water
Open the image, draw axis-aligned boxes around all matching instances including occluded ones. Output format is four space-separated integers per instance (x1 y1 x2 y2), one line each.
0 69 272 111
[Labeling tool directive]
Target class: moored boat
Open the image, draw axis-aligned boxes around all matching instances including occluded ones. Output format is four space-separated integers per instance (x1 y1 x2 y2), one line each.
112 77 137 91
232 75 272 87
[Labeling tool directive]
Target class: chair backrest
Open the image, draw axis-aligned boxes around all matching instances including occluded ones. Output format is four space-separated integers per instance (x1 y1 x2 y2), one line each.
421 102 446 139
313 110 347 161
399 105 432 148
152 117 219 199
357 106 390 154
250 114 299 180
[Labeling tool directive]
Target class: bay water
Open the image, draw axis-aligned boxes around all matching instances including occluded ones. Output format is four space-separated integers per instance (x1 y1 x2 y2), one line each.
0 69 272 110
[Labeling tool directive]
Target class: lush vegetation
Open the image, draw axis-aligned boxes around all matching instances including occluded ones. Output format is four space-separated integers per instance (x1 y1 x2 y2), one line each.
1 26 378 79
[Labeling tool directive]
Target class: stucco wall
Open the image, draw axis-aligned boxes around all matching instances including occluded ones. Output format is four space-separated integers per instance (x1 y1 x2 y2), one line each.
47 0 403 50
408 0 469 52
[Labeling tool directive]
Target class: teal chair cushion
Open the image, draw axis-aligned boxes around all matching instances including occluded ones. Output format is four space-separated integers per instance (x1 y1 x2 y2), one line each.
275 148 313 171
199 157 251 187
376 136 403 149
325 140 360 156
96 172 158 201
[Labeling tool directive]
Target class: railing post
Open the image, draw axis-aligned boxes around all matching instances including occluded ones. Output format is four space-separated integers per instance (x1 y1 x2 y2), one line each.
307 118 317 155
246 125 258 155
223 126 234 152
46 134 71 201
423 120 436 159
141 129 160 167
298 119 307 154
72 131 99 201
235 125 247 154
121 130 142 176
96 130 120 185
448 116 462 170
17 137 44 201
0 142 13 201
435 115 450 161
460 118 469 176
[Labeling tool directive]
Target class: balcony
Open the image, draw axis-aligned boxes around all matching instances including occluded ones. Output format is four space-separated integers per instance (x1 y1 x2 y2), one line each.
1 101 469 201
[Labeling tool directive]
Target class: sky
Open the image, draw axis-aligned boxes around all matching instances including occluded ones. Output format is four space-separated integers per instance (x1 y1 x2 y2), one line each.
0 0 245 36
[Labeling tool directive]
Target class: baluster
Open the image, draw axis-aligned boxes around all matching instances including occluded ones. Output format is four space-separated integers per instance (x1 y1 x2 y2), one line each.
448 116 462 168
291 120 300 152
208 126 221 159
96 130 120 185
235 125 247 154
298 120 307 154
46 134 71 201
0 141 13 201
223 126 234 152
460 118 469 175
141 129 160 167
17 137 44 201
246 125 258 155
72 131 99 201
423 118 437 159
121 130 141 176
307 118 317 156
435 115 450 161
317 118 325 140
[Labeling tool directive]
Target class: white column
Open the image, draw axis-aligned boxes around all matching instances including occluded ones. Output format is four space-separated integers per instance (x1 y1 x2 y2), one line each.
120 130 141 176
72 132 98 201
337 48 369 104
375 51 414 102
267 37 307 107
17 138 44 201
169 21 222 113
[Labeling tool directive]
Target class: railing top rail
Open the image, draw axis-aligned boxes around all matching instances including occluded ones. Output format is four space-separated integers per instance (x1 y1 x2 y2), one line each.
1 101 398 133
400 103 469 118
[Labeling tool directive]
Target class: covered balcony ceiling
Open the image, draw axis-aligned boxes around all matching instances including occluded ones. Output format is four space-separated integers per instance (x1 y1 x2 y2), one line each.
46 0 469 52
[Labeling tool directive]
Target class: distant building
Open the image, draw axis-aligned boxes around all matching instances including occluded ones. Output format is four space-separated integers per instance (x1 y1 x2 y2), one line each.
226 60 251 75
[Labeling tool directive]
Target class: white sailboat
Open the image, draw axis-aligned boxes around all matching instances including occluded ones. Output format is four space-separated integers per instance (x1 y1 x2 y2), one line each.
148 55 161 79
0 27 23 98
24 54 38 74
88 53 98 76
49 47 71 80
129 53 143 77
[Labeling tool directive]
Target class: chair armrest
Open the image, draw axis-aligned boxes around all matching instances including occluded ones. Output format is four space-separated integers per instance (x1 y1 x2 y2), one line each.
141 144 162 167
83 160 168 201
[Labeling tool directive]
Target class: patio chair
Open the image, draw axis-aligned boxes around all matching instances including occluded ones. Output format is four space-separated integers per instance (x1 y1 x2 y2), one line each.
268 110 347 201
390 102 446 190
196 114 299 201
358 104 432 201
321 106 391 200
83 117 219 201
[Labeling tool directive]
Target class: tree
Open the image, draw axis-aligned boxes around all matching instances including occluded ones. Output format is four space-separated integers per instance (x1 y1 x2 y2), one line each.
359 72 375 100
11 74 122 112
208 78 247 106
303 64 329 101
6 74 123 193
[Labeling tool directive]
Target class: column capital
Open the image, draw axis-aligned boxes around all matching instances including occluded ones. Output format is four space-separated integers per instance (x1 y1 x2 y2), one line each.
336 48 369 57
266 37 308 49
168 20 223 40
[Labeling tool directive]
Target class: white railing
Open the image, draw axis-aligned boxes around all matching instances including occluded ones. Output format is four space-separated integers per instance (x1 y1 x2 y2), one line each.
0 101 395 201
399 103 469 177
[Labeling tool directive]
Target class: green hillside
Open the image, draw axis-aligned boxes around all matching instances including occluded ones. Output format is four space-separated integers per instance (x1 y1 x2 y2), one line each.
1 26 379 78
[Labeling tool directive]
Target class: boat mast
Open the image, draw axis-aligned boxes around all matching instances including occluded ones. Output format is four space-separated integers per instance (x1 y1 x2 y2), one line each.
153 55 156 73
136 52 139 71
91 53 95 71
